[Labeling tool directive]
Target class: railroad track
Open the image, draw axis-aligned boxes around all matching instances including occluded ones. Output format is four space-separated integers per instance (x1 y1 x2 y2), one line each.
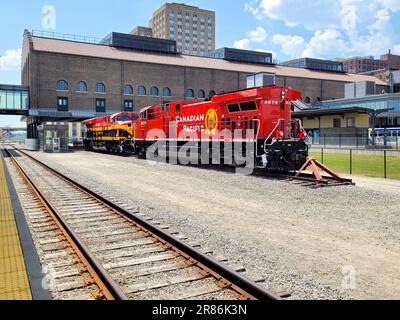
2 145 279 301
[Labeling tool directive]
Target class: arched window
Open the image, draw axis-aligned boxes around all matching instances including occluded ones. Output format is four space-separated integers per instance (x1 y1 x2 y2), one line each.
304 97 311 104
57 80 69 91
95 83 106 93
186 88 195 98
124 84 134 95
76 81 87 92
209 90 216 99
138 86 146 96
150 87 159 97
162 87 172 97
198 89 206 99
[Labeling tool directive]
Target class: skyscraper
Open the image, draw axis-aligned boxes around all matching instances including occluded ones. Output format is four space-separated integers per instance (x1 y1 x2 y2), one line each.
150 3 215 56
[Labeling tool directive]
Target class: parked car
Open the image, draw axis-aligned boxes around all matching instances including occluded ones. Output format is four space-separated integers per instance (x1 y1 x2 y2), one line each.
68 137 84 149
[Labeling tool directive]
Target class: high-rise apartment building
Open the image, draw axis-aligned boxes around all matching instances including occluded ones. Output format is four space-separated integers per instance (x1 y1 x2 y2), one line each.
149 3 215 56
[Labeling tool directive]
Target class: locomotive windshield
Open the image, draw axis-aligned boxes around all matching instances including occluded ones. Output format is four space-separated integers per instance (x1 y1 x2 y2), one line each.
240 101 257 111
228 104 240 113
227 101 257 113
117 116 130 122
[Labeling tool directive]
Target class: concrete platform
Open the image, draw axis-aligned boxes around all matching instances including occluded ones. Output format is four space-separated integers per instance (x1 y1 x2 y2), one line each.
0 149 50 300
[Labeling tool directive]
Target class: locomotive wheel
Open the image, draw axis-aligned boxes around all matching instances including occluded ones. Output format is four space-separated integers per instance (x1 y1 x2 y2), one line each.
138 145 147 159
85 143 93 152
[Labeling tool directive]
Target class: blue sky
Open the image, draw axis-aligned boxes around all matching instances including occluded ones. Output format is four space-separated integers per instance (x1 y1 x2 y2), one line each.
1 0 400 126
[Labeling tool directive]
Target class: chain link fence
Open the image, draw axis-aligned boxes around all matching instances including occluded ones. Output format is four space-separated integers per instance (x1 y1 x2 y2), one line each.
309 148 400 180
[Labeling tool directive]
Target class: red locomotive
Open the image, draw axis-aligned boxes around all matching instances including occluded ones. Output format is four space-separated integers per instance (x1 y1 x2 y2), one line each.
84 86 309 172
133 86 308 172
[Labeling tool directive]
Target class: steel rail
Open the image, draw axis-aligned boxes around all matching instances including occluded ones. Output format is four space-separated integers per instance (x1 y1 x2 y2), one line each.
13 147 280 301
4 147 128 300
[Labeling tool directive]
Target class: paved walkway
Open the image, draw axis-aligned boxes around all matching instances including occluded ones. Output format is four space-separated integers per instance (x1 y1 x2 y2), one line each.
0 151 32 300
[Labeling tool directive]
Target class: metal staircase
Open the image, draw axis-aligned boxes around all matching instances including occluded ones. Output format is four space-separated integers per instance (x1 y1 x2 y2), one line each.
291 99 312 111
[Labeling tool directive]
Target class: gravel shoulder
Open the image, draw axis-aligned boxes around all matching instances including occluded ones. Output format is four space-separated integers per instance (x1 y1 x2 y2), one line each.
26 150 400 300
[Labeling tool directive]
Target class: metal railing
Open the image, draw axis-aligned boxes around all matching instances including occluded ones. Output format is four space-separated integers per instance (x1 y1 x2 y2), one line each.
309 147 400 180
309 134 400 150
31 30 103 44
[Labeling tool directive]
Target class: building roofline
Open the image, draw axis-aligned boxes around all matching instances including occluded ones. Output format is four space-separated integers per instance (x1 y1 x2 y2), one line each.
0 84 29 91
280 57 343 64
153 2 215 16
26 34 388 85
293 106 375 116
322 92 400 104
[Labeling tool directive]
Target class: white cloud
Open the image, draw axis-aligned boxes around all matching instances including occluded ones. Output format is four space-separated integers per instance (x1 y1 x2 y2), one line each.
0 49 22 71
246 0 396 30
340 0 359 31
233 26 267 50
369 9 390 31
272 34 306 57
246 0 339 30
378 0 400 12
393 44 400 55
302 29 349 58
255 49 277 59
247 27 267 43
246 0 400 59
233 38 251 50
244 2 264 20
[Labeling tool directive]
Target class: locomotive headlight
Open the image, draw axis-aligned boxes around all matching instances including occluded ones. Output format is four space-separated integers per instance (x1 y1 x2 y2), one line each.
128 135 132 139
275 130 284 140
297 131 307 140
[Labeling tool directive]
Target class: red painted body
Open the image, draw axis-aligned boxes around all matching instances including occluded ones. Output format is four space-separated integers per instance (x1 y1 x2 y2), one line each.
84 86 309 172
134 86 303 142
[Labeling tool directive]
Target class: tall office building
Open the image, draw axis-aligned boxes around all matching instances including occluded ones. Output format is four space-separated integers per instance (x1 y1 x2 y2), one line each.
150 2 215 56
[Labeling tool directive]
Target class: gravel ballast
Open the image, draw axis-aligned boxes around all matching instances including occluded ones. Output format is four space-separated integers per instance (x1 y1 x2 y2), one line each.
26 150 400 300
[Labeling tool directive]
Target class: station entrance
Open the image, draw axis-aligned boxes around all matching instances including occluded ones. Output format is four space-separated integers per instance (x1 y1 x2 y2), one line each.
38 123 69 152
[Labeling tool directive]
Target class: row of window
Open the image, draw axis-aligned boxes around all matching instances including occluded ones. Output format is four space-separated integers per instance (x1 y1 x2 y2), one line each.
304 96 321 104
57 88 218 113
333 118 355 128
57 80 106 93
57 97 135 113
57 80 216 100
57 88 221 116
186 89 216 99
56 80 172 97
125 85 172 97
169 9 212 26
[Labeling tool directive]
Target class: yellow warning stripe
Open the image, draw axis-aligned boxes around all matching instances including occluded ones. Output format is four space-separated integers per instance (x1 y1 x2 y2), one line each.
0 153 32 300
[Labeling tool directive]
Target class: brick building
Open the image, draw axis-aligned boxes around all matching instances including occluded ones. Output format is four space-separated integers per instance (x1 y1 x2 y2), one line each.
21 30 387 139
380 51 400 69
149 2 215 56
338 52 400 74
339 56 388 74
